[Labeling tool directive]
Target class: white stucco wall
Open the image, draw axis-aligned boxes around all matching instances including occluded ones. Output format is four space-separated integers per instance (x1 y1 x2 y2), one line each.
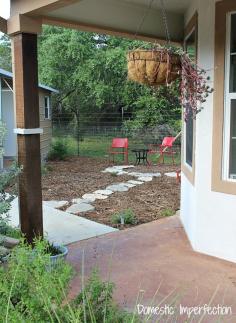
181 0 236 263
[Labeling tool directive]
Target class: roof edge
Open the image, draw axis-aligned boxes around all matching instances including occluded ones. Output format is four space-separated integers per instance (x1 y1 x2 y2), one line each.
0 67 59 93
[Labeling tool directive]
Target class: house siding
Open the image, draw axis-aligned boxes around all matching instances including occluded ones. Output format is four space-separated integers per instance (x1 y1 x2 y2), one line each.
0 79 53 161
38 89 52 160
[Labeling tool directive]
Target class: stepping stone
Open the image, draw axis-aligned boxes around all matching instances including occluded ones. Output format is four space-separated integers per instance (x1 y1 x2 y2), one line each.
113 165 134 169
139 172 161 177
128 180 144 185
66 203 95 214
43 200 69 209
72 198 91 204
106 184 129 192
137 176 153 182
128 172 142 177
165 172 177 177
94 189 113 196
123 183 136 188
82 193 108 202
116 171 128 176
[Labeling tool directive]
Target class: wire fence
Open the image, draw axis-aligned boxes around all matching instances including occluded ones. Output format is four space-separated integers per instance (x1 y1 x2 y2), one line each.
52 116 182 163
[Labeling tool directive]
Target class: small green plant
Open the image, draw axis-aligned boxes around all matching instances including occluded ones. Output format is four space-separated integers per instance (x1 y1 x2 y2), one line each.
111 208 137 225
160 208 175 217
47 138 69 161
45 240 63 256
110 172 118 177
41 163 53 175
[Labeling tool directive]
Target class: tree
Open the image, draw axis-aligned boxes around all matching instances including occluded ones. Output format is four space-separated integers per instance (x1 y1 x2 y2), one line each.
38 26 181 150
0 34 11 71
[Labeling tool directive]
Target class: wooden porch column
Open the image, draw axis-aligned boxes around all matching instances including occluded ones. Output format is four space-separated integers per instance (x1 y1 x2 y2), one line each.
12 33 43 243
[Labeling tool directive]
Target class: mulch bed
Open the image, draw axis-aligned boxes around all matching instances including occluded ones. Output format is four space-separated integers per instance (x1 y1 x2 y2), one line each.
42 156 180 229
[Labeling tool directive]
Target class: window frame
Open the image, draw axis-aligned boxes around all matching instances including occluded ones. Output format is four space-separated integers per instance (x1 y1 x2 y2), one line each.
44 95 50 120
222 12 236 181
212 0 236 195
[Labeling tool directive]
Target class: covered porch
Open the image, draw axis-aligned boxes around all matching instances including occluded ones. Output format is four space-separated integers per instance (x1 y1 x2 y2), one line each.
1 0 188 243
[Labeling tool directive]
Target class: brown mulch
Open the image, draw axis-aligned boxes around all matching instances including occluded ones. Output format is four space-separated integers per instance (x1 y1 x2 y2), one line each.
42 156 180 229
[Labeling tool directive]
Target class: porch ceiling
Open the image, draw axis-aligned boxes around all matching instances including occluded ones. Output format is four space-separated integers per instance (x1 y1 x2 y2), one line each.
10 0 189 42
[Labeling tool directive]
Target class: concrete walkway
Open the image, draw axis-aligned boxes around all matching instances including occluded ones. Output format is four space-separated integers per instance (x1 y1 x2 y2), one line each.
8 198 118 245
67 215 236 322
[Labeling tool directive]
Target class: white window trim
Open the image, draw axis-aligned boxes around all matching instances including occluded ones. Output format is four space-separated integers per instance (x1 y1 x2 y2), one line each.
222 12 236 182
183 28 195 171
44 96 51 120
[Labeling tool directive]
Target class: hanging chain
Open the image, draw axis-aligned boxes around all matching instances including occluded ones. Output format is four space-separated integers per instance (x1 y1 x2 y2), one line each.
134 0 171 45
160 0 171 45
134 0 155 39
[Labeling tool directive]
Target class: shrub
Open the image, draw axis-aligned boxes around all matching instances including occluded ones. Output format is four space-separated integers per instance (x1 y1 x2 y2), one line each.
0 239 73 322
160 208 175 217
74 269 139 323
111 209 137 225
47 138 69 161
0 240 140 322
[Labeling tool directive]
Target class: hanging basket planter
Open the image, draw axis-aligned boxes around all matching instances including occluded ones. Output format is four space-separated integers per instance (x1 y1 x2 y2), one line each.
127 48 181 87
127 47 214 120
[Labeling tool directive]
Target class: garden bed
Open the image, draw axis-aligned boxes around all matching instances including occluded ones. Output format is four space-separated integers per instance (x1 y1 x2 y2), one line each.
42 156 180 228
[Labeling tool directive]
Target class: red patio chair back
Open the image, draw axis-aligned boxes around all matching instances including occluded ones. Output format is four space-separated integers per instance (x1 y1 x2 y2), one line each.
109 138 129 164
162 137 175 147
111 138 128 149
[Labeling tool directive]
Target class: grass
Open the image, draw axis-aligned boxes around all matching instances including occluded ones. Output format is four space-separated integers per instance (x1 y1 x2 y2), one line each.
52 135 181 165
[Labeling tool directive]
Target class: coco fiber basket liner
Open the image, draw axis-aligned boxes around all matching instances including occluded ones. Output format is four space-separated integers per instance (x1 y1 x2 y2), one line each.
127 49 181 86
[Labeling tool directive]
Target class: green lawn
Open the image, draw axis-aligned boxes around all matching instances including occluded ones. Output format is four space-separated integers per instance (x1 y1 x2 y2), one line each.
52 135 181 164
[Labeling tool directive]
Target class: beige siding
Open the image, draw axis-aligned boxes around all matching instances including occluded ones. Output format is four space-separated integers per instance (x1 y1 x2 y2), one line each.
38 89 52 160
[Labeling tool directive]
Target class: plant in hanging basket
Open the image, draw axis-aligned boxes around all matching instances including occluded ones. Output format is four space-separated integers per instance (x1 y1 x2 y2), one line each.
127 48 181 86
127 46 213 120
180 53 213 120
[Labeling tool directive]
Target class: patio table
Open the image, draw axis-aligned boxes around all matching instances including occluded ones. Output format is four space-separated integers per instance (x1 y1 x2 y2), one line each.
131 148 150 165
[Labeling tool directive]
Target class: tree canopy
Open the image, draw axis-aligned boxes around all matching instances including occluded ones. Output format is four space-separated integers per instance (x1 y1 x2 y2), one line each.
0 27 181 135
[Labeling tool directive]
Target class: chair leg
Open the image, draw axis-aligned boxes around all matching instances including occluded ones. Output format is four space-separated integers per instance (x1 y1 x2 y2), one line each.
125 153 128 165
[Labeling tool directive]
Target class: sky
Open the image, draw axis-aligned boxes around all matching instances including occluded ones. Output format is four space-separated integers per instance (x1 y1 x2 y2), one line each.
0 0 10 19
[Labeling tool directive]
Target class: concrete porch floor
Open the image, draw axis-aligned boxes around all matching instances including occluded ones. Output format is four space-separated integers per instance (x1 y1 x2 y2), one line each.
67 215 236 322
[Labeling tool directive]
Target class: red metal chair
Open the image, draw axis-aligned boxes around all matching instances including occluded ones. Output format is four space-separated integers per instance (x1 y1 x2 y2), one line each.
109 138 129 164
148 137 177 165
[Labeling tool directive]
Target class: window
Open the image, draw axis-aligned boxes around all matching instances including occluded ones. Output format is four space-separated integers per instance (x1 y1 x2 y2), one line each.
183 25 197 169
44 96 50 119
223 13 236 180
185 109 193 167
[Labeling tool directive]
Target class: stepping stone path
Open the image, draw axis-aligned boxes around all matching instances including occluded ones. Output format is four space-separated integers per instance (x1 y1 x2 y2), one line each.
44 165 178 218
